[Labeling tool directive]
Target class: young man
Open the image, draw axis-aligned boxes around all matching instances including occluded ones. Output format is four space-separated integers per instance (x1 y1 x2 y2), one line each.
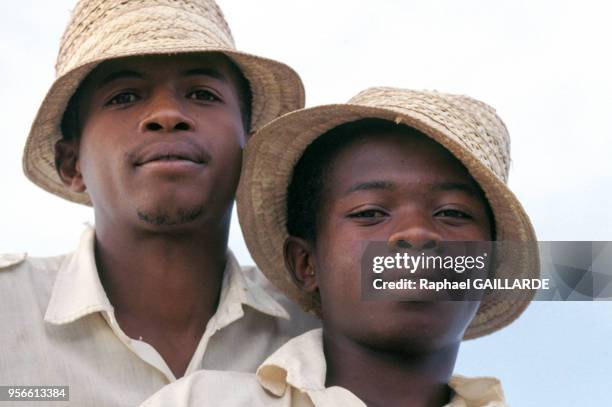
0 0 317 405
140 87 539 406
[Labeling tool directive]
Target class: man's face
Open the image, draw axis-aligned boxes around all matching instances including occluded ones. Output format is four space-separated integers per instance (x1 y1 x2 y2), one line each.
63 53 247 230
308 130 493 352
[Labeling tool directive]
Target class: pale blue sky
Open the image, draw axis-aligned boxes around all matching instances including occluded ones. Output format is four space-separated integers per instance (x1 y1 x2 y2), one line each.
1 1 610 405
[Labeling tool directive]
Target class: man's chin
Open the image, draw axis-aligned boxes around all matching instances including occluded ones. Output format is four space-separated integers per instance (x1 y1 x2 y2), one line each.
136 204 205 228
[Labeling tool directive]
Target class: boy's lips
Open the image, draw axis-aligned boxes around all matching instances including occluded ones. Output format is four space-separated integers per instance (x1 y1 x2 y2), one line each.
131 141 210 167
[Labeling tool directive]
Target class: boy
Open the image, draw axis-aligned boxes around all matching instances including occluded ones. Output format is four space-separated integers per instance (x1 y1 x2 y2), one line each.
0 0 317 405
140 87 539 406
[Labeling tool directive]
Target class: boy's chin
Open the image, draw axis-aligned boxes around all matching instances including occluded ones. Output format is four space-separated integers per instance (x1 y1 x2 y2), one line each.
349 302 473 352
359 325 464 354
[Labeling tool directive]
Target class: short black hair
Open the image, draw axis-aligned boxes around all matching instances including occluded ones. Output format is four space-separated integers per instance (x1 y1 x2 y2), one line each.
286 118 497 242
59 53 252 142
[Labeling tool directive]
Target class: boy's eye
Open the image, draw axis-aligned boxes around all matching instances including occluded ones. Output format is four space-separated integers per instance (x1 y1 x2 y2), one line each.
348 209 388 219
435 209 472 219
106 92 139 106
187 89 220 102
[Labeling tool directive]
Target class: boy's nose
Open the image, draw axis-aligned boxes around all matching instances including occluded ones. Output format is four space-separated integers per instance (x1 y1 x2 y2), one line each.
387 215 441 251
139 92 195 134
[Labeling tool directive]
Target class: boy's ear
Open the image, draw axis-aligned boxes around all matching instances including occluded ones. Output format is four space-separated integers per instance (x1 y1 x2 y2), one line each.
55 140 86 193
284 236 318 294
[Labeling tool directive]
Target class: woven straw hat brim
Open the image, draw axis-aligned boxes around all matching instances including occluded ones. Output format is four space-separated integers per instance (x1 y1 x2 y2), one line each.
237 102 539 340
24 48 304 205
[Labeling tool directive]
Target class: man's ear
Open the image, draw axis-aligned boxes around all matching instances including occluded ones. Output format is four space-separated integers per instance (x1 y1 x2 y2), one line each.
55 139 86 193
284 236 318 294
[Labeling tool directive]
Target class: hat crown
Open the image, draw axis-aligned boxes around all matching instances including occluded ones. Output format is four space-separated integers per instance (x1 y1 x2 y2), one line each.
348 87 511 182
56 0 236 76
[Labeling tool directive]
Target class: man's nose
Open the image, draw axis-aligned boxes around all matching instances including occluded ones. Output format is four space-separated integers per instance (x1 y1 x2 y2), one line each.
139 91 195 133
387 212 442 251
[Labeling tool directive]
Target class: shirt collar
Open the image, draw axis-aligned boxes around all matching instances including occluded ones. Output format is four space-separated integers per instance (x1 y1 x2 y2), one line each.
213 250 290 328
257 329 506 407
45 225 112 324
447 375 506 407
45 225 289 325
257 328 327 396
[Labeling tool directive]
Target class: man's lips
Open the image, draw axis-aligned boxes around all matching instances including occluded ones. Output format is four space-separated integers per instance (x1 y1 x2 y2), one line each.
131 141 210 167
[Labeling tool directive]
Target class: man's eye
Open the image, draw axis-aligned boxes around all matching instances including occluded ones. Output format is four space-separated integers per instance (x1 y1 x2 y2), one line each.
348 209 387 219
187 89 220 101
106 92 139 106
435 209 472 219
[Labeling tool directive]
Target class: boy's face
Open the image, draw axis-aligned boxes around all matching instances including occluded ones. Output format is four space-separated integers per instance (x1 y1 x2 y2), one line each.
292 129 492 352
57 53 247 230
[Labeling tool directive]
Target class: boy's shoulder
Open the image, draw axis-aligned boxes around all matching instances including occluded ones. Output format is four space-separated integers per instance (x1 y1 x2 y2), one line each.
139 369 277 407
140 329 362 407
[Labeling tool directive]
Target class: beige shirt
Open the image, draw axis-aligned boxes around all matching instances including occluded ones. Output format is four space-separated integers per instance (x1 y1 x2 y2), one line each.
0 226 319 407
141 328 508 407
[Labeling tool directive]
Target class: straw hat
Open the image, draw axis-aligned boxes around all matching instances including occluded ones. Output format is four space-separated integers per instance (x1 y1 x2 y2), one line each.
237 87 539 339
23 0 305 205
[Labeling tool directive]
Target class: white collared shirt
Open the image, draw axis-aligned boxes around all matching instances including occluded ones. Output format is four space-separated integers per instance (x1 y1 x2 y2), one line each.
141 328 508 407
0 226 319 406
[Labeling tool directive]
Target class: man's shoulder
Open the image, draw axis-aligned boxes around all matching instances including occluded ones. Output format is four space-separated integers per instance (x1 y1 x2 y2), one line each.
0 252 67 275
238 263 272 290
0 252 70 350
239 263 320 331
239 263 295 311
239 263 290 303
0 251 68 297
0 252 27 269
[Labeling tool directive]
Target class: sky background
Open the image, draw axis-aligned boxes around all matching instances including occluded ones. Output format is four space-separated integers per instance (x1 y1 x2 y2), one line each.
1 0 610 405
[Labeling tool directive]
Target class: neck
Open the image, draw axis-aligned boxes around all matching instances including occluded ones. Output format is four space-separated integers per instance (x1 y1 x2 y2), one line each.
93 208 231 377
323 329 459 407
